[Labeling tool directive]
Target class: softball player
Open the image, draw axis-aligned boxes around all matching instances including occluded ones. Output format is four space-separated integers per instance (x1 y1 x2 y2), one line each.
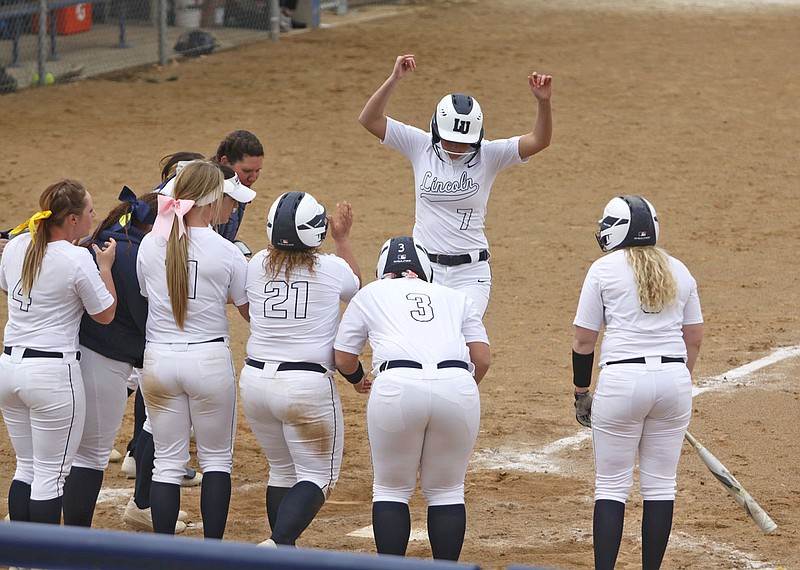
136 160 249 539
240 192 361 547
358 55 553 316
334 237 490 561
571 196 703 570
211 130 264 247
61 188 158 529
122 155 254 488
0 180 117 525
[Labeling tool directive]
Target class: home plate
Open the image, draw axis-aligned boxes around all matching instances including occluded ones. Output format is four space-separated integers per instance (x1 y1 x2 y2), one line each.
348 525 428 541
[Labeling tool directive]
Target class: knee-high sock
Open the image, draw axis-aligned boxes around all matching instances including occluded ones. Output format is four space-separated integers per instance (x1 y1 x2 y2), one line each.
593 499 626 570
427 503 466 561
201 471 231 540
30 496 62 525
266 485 291 531
62 466 104 527
270 481 325 546
642 500 674 570
372 501 411 556
127 387 146 454
8 480 31 522
133 429 155 510
150 481 180 535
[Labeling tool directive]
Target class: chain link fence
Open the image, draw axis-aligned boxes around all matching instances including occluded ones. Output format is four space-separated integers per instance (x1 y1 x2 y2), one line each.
0 0 407 92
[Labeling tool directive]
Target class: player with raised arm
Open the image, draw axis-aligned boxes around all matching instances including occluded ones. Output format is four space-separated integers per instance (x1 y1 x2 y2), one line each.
358 55 553 316
241 192 361 547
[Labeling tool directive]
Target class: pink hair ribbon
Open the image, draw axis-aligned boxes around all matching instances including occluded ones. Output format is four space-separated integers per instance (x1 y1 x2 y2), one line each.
152 194 195 240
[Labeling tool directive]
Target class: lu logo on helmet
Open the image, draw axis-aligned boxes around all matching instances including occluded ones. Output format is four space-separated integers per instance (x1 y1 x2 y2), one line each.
452 119 471 135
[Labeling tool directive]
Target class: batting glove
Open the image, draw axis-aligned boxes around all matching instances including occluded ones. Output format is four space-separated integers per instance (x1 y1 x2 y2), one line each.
574 391 592 428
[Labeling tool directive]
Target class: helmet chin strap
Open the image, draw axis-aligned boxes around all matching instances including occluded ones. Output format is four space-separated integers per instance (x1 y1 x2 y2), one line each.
433 142 478 166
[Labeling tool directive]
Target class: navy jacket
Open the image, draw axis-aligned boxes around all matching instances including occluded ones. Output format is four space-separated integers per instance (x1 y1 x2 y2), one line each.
79 226 148 368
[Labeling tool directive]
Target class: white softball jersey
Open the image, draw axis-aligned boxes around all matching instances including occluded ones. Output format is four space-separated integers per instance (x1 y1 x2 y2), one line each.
1 234 114 351
136 225 246 485
573 250 703 366
0 234 112 501
383 117 527 255
334 277 488 370
245 251 360 368
335 276 488 506
136 226 248 342
573 249 700 503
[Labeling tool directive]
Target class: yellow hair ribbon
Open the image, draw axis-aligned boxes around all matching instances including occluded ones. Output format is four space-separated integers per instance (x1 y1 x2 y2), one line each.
10 210 52 241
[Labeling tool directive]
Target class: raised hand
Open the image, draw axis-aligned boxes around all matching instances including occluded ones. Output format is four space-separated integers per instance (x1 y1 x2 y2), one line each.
329 201 354 242
391 54 416 81
528 71 553 102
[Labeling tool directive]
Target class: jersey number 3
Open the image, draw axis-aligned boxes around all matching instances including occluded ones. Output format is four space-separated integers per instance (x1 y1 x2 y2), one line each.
406 293 434 322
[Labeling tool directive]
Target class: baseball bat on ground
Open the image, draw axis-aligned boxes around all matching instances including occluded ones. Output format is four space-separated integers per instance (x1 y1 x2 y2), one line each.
684 431 777 534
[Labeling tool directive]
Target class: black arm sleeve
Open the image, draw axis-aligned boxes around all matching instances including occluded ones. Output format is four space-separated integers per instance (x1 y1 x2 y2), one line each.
572 350 594 388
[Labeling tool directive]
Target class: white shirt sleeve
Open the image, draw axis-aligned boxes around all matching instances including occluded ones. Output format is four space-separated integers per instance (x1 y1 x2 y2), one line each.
0 251 8 292
136 238 149 299
682 275 703 325
382 117 431 159
333 295 369 355
333 256 360 303
573 262 604 332
482 136 529 171
228 246 249 307
74 247 114 316
462 297 490 344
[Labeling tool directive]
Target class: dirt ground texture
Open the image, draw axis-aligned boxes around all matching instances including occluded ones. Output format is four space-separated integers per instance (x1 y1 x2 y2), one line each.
1 0 800 568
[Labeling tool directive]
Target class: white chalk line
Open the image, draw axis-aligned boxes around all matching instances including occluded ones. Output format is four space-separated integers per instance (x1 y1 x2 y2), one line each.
463 345 800 568
472 344 800 474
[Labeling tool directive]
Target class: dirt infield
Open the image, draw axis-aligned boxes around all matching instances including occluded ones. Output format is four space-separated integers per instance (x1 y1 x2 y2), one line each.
1 0 800 568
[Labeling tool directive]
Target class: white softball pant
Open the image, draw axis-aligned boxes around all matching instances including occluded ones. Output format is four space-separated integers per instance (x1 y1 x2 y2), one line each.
141 342 237 485
239 364 343 495
72 346 131 471
367 369 480 506
0 350 85 500
430 260 492 317
591 359 692 503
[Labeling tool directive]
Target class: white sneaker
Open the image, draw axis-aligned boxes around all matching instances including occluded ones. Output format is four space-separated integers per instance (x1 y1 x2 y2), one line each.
181 466 202 487
121 451 136 479
108 448 123 463
257 538 277 548
123 497 188 533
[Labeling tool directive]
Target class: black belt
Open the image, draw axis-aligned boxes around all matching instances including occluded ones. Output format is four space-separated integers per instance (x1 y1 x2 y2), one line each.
3 346 81 361
606 356 685 365
245 358 327 374
379 359 469 372
190 337 225 345
427 250 489 266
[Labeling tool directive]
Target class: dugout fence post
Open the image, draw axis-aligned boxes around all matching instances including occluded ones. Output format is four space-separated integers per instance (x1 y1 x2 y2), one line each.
36 0 47 84
157 0 168 64
268 0 279 41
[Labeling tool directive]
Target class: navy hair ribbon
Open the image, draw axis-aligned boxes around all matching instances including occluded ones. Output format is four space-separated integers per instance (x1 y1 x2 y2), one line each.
118 186 156 225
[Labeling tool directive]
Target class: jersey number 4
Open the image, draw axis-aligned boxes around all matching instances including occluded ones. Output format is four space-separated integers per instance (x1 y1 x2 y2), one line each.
12 280 32 312
264 280 309 319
